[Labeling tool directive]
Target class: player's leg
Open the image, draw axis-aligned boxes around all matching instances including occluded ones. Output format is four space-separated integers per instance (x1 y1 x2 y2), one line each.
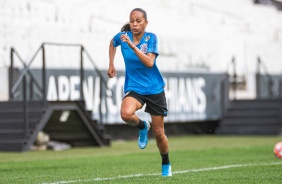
151 115 168 153
143 91 172 176
120 96 142 126
151 115 172 176
120 94 150 149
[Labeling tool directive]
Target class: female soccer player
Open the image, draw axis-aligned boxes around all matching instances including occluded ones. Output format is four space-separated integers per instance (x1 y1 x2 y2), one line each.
107 8 172 177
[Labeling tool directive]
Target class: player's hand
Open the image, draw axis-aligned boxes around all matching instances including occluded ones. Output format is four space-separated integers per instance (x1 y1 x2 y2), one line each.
120 33 130 43
121 33 136 49
107 65 116 78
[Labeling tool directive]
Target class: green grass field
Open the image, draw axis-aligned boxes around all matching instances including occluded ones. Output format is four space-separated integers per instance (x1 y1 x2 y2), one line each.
1 136 282 184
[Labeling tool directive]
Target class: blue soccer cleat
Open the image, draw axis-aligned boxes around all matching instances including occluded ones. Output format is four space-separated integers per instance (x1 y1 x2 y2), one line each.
162 163 172 177
138 121 150 149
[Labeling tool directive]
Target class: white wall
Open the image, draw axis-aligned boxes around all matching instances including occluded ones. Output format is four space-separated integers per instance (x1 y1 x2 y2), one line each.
0 0 282 99
0 68 9 101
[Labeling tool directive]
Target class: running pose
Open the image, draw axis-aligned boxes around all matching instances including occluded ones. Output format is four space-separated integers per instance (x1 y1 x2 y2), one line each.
107 8 172 177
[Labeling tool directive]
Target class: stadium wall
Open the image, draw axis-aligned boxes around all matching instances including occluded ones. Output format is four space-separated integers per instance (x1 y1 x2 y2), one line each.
25 69 227 125
0 0 282 100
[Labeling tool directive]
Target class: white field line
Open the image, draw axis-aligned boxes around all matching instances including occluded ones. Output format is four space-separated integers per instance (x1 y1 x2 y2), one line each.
42 162 282 184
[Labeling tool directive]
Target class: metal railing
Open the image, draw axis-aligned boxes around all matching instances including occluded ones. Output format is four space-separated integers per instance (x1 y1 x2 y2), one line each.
9 42 109 136
10 42 108 100
211 57 237 116
256 57 278 98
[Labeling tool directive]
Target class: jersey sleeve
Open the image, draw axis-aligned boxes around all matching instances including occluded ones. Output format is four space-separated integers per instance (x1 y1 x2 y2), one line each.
147 33 159 57
112 32 122 47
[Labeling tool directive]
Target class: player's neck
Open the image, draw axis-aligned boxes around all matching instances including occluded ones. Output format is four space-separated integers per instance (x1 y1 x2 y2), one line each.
132 31 145 45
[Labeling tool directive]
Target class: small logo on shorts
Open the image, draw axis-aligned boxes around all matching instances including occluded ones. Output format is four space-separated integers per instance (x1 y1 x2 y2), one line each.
164 111 167 115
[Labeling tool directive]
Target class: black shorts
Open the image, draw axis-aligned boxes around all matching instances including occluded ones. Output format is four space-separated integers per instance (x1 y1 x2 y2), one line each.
124 91 168 116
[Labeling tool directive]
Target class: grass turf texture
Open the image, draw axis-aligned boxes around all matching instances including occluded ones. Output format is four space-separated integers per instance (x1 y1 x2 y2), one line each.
0 136 282 184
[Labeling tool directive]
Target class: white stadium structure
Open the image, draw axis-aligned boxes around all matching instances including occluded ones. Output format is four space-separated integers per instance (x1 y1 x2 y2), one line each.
1 0 282 151
0 0 282 100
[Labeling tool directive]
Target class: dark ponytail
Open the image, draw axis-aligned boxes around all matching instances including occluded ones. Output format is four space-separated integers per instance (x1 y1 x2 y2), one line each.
121 22 131 32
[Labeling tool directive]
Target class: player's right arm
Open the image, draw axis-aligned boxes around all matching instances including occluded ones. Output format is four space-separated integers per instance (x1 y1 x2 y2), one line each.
107 39 117 78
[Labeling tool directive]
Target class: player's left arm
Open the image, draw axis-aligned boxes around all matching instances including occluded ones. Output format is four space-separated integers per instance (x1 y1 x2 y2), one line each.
132 48 156 68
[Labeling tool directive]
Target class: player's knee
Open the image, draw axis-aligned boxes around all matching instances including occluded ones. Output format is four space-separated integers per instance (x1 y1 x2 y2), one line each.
153 129 166 142
156 134 167 143
120 109 133 122
120 113 130 122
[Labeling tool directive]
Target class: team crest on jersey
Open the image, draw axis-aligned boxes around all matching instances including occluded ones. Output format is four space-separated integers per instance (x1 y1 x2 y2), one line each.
140 43 148 54
144 35 150 42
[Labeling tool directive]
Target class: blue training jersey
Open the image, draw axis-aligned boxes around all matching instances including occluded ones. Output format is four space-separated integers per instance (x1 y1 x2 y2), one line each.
113 31 165 95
